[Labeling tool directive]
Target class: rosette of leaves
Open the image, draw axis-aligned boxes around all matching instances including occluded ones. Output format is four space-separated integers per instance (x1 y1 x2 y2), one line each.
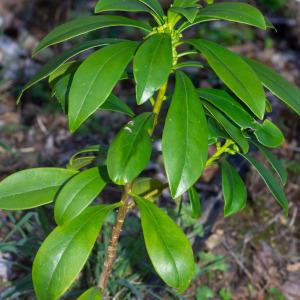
0 0 299 299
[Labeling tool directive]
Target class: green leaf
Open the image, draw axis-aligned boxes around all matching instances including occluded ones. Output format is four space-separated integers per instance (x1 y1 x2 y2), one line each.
254 120 284 148
100 94 134 117
138 0 164 21
50 61 81 113
195 2 266 29
0 168 76 210
198 88 256 129
134 195 195 292
174 61 204 70
95 0 149 13
189 39 266 119
173 0 199 6
252 142 287 185
18 39 120 103
132 177 164 200
244 58 300 116
78 287 102 300
67 157 96 171
134 34 173 104
33 16 151 55
204 102 249 153
240 154 288 215
221 160 247 216
169 6 199 23
33 204 117 300
188 186 202 219
68 41 138 132
107 112 154 185
54 167 107 225
162 71 208 198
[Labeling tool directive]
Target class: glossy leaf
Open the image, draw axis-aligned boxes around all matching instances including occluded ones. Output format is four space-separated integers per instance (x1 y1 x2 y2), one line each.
188 186 202 219
33 204 117 300
245 58 300 116
68 41 138 132
107 113 154 185
254 120 284 148
95 0 149 13
252 142 287 185
67 157 96 171
78 287 102 300
54 167 107 225
189 39 266 119
134 34 173 104
33 16 151 55
100 94 134 117
174 61 204 70
241 154 288 214
134 195 195 292
197 88 256 129
195 2 266 29
221 160 247 217
18 39 120 103
0 168 76 210
204 102 249 153
178 15 218 32
163 72 208 198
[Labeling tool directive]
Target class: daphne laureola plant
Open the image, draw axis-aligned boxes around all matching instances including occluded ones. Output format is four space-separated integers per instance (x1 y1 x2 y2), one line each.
0 0 299 299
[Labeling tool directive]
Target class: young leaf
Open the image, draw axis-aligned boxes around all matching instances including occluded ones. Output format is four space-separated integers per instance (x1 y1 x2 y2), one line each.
100 94 135 117
162 71 208 198
0 168 76 210
95 0 149 13
240 154 288 215
178 15 219 32
244 58 300 116
107 113 154 185
254 120 284 148
188 186 202 219
134 195 195 293
195 2 266 29
221 160 247 217
134 34 173 104
33 204 117 300
54 167 107 225
204 102 249 153
18 39 120 103
252 142 287 185
189 39 266 119
68 41 138 132
78 287 102 300
33 16 151 55
197 88 256 129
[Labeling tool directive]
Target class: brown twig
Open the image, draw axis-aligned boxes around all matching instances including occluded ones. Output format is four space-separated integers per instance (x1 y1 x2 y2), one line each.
98 183 132 292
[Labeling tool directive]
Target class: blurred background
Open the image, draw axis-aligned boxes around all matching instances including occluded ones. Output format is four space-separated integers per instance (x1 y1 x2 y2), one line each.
0 0 299 299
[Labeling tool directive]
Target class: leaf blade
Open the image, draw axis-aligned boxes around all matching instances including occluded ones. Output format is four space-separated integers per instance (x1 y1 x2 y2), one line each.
33 205 116 300
107 113 154 185
33 16 151 55
0 168 76 210
189 39 266 119
241 154 288 214
162 71 208 198
221 160 247 216
134 195 195 292
134 34 173 104
68 41 138 132
54 167 107 225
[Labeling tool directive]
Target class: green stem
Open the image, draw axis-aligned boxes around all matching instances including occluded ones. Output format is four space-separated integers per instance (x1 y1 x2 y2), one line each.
205 139 235 167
